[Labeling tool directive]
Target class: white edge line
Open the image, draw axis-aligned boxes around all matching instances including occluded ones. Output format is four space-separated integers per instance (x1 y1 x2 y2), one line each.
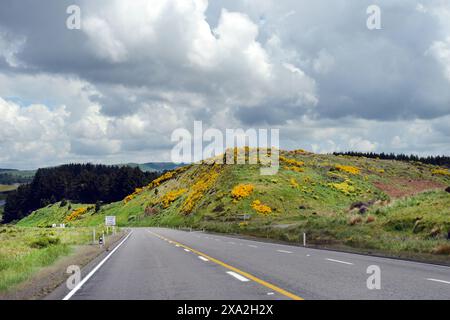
62 231 133 300
427 278 450 285
326 258 354 265
248 245 258 248
198 256 209 262
226 271 250 282
184 249 191 252
277 250 293 254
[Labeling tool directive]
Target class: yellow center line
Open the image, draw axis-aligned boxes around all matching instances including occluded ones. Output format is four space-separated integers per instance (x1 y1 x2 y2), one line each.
148 230 304 300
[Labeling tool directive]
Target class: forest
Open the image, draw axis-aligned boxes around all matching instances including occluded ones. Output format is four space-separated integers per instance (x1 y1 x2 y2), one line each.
2 164 159 223
333 152 450 168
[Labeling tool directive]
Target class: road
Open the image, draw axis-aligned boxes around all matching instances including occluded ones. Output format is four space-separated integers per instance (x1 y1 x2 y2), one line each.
56 228 450 300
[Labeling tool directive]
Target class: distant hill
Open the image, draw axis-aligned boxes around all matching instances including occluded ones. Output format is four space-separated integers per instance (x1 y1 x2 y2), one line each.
20 149 450 260
120 162 184 172
0 169 35 185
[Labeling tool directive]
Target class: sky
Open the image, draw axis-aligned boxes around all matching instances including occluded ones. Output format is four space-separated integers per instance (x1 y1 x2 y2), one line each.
0 0 449 169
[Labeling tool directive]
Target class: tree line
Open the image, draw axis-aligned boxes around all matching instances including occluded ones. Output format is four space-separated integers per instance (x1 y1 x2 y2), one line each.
2 164 159 223
333 151 450 168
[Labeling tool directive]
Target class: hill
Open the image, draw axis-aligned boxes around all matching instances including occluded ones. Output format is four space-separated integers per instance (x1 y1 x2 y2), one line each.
121 162 183 172
19 149 450 259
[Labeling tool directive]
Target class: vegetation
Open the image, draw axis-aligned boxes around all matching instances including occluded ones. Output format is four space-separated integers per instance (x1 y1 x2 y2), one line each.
10 149 450 262
2 164 159 223
333 151 450 168
0 226 99 292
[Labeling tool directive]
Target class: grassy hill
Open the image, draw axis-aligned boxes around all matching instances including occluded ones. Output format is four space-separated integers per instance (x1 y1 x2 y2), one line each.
19 149 450 260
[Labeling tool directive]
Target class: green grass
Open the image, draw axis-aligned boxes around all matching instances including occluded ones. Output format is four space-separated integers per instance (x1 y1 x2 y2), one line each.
0 184 18 192
0 226 96 292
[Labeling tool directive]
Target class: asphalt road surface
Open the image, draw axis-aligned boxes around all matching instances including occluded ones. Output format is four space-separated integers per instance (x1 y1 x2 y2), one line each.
55 228 450 300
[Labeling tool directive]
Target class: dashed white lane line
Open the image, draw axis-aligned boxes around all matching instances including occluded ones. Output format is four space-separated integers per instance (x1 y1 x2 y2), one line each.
427 278 450 285
248 245 258 248
277 250 293 254
175 245 180 247
198 256 209 262
226 271 250 282
267 292 274 296
326 258 354 265
184 249 191 252
228 241 236 244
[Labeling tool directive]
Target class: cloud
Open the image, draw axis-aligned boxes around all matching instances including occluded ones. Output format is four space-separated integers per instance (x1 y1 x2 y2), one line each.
0 0 449 168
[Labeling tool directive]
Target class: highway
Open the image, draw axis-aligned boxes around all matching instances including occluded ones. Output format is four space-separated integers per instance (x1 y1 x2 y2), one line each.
55 228 450 300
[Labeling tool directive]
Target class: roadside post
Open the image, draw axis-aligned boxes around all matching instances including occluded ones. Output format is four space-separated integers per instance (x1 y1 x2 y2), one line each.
303 232 306 247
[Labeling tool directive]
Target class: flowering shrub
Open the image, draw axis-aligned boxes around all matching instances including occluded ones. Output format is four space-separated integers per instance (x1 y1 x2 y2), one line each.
251 200 272 215
148 166 189 189
161 189 187 208
123 187 144 204
280 156 305 167
335 165 360 175
290 178 299 189
181 165 222 214
431 169 450 176
328 180 356 195
231 184 254 200
283 166 304 172
65 207 87 222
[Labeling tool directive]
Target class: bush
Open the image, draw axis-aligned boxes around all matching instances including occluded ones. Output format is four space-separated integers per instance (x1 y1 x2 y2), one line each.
30 236 61 249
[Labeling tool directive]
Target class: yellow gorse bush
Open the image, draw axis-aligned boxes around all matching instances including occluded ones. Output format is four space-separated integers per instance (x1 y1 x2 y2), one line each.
123 187 144 204
335 165 361 175
280 156 305 167
290 178 299 188
65 207 87 222
431 169 450 176
280 156 305 173
231 184 254 200
181 165 222 214
161 189 187 208
251 200 272 215
328 180 356 195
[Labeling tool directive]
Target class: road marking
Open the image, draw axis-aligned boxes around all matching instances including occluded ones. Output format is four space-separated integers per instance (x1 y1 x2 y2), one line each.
198 256 209 262
306 254 310 257
267 292 274 295
277 250 293 254
248 245 258 248
326 258 354 265
228 241 236 244
62 231 133 300
148 230 304 300
184 249 191 252
175 245 180 247
226 271 250 282
427 278 450 285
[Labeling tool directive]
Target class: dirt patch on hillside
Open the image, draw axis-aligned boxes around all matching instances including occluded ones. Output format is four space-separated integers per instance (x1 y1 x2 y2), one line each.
374 178 445 198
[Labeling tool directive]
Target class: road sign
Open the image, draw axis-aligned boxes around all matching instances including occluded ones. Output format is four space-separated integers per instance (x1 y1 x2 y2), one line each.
105 216 116 226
